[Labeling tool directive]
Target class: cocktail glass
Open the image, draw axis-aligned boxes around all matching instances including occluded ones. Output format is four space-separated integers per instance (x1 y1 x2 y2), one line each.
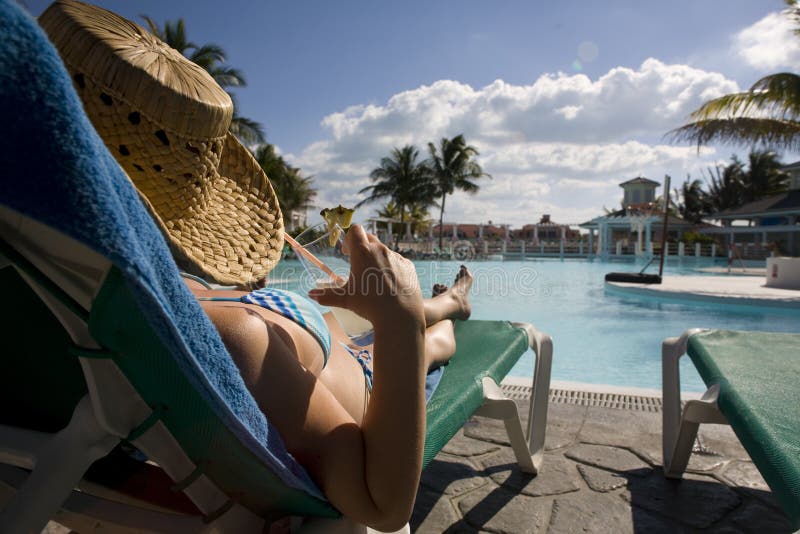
288 223 374 344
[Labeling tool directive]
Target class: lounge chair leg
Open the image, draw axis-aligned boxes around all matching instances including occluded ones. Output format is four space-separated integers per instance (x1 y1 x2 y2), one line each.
475 324 553 475
0 395 119 534
662 330 727 479
522 323 552 475
662 334 688 478
476 378 538 473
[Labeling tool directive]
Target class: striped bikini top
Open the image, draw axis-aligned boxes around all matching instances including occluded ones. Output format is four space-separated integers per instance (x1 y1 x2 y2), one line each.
198 287 332 366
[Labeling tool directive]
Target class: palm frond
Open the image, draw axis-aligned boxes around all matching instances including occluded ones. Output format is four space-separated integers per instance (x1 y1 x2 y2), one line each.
686 73 800 120
209 66 247 89
164 19 194 54
746 73 800 117
140 15 162 38
190 44 227 68
667 117 800 152
229 115 265 145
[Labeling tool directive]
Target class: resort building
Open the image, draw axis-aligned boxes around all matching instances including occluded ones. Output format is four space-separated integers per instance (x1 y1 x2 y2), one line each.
431 223 509 241
511 214 580 243
699 161 800 257
579 176 693 258
620 176 658 205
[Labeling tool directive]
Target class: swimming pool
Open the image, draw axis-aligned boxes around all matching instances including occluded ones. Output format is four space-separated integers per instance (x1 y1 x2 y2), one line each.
269 258 799 392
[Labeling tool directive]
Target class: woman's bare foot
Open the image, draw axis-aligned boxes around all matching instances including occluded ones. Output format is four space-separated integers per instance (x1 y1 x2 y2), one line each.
442 265 473 320
432 283 448 297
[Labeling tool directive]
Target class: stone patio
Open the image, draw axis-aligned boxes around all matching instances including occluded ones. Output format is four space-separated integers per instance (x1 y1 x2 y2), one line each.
411 395 794 533
38 390 794 533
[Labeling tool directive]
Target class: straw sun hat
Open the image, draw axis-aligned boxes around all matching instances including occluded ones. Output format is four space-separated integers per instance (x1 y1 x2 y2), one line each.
39 0 284 286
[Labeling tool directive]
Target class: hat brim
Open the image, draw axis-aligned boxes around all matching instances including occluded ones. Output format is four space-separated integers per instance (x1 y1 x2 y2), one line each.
141 133 284 286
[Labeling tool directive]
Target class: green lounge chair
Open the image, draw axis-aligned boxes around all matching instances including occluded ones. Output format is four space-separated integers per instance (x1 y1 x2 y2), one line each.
0 2 552 531
662 329 800 529
0 218 551 533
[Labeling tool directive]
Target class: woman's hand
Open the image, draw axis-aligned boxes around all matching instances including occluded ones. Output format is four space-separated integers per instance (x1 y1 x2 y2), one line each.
309 225 424 328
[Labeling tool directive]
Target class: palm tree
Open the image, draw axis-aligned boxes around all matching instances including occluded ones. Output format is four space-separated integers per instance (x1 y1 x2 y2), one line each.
699 150 788 221
703 156 746 214
427 135 491 250
254 144 316 229
741 150 789 203
667 2 800 151
377 201 432 239
674 176 710 223
357 145 435 247
406 203 433 236
141 16 265 145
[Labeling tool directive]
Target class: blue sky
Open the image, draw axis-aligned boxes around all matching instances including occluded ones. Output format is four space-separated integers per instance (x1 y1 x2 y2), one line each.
24 0 800 226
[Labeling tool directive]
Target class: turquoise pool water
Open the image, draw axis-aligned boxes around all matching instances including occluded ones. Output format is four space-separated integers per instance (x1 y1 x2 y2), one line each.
269 258 799 392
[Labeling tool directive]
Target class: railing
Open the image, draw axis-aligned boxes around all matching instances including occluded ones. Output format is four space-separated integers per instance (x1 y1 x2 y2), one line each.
397 239 732 260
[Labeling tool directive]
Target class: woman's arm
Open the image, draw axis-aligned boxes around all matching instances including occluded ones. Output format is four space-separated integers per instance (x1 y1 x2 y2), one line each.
306 226 428 530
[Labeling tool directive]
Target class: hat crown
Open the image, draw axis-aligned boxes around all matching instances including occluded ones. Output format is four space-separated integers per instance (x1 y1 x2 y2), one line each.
38 0 284 286
40 0 233 139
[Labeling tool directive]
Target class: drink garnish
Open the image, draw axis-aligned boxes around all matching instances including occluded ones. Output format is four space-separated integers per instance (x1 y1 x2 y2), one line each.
320 205 355 246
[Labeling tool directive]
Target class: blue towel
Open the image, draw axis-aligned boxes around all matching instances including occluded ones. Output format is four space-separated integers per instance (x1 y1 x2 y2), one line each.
0 0 322 500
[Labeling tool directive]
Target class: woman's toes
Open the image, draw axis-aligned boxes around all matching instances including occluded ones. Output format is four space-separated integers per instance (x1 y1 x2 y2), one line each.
432 283 448 297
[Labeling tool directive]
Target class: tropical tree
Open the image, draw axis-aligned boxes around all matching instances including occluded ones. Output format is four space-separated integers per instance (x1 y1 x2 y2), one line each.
254 144 316 229
377 201 432 239
741 149 789 203
702 156 746 214
427 134 491 250
357 145 435 247
699 150 789 219
405 203 434 235
674 176 710 224
668 2 800 151
142 16 265 145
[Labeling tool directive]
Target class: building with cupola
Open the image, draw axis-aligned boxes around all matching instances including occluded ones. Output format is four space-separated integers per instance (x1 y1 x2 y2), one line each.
579 176 692 258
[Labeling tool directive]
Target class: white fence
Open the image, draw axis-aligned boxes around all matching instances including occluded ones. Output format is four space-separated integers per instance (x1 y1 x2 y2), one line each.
396 239 742 261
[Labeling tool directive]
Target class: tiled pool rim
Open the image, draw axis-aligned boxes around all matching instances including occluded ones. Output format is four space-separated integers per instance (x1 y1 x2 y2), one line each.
502 377 703 413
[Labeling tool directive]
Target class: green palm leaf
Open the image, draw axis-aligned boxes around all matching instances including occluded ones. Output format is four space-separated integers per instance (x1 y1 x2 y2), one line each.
427 135 490 249
229 115 265 145
669 117 800 152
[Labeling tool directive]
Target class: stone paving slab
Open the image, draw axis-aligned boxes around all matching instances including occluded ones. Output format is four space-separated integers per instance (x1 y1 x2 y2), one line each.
412 397 795 533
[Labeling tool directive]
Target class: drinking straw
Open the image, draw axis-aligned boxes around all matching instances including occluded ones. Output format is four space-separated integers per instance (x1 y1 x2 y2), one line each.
284 234 347 286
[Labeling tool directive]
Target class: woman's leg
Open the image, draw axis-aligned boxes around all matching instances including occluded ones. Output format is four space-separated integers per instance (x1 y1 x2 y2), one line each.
326 311 456 370
324 265 471 371
422 265 473 326
419 266 474 368
424 320 456 369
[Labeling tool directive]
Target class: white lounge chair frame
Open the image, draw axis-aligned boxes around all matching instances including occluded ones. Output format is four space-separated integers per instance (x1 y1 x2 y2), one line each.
476 323 552 475
662 329 729 478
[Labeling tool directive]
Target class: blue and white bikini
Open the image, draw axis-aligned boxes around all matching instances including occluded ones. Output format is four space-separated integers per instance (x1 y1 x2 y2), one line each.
197 285 373 390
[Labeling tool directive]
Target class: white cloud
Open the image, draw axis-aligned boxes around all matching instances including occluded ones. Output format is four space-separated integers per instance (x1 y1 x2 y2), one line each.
287 59 732 227
734 10 800 71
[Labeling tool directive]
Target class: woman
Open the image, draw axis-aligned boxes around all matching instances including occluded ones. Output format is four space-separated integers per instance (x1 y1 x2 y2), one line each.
39 1 473 529
190 230 472 529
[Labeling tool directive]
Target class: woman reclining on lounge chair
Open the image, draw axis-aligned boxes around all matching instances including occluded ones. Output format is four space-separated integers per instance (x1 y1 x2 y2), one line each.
39 1 472 529
189 239 472 530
